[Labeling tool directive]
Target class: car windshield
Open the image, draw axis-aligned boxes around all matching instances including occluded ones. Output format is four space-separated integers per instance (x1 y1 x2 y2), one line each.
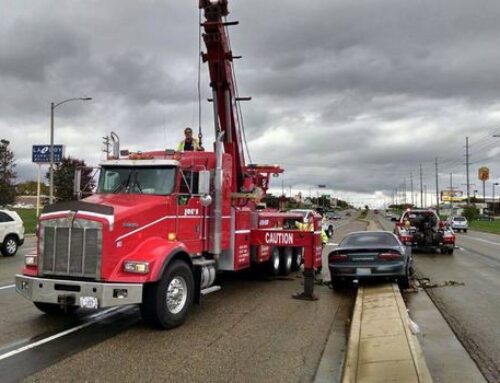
97 166 176 195
340 232 400 247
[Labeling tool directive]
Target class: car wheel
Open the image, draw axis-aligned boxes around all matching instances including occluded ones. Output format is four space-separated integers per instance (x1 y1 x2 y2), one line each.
464 229 467 233
1 235 18 257
327 226 334 238
279 247 292 276
291 248 302 272
330 275 346 291
141 260 194 329
397 273 410 290
448 248 454 255
34 302 78 315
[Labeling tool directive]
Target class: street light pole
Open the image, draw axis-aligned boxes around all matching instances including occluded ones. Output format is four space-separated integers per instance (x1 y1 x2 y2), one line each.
49 97 92 204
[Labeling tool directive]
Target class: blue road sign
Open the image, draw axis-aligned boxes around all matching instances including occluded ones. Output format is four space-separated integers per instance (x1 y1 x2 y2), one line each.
32 145 64 163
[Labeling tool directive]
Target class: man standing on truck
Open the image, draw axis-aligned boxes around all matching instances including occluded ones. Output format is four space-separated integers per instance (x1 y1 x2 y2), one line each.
177 127 204 151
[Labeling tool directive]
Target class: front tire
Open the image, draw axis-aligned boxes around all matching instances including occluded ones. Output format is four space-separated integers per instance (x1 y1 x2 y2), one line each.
1 235 18 257
141 260 194 329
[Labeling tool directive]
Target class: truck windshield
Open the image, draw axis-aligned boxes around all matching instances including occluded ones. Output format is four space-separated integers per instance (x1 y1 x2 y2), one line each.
97 166 176 195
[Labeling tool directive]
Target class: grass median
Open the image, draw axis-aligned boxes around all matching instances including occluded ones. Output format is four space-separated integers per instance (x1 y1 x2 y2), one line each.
14 208 37 234
469 219 500 234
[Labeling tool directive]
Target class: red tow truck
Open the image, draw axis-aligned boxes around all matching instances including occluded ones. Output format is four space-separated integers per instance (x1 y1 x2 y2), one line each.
15 0 322 329
394 209 455 254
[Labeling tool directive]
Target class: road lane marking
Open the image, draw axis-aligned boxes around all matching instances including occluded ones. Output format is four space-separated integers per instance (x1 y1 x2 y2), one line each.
461 236 500 247
0 284 15 291
0 306 129 361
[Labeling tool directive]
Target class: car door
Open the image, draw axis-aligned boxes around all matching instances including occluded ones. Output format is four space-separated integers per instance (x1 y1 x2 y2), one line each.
0 212 10 243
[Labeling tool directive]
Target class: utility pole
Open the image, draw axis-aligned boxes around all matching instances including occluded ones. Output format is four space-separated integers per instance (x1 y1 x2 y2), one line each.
424 185 427 208
403 179 407 205
450 172 453 213
419 164 423 208
410 172 414 207
466 136 471 206
435 157 439 213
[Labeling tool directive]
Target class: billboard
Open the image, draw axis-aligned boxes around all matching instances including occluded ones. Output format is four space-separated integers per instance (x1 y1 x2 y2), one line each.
32 145 64 163
441 190 464 202
478 166 490 181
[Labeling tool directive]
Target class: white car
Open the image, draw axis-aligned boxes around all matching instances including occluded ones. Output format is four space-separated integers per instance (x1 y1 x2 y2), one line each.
448 216 468 233
0 210 25 256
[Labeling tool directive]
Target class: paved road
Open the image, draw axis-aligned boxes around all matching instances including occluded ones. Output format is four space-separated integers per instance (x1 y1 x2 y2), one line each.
0 220 362 383
376 215 500 383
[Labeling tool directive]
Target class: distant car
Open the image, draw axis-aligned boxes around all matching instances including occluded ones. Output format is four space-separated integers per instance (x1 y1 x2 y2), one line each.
476 214 494 221
345 212 352 217
0 209 25 256
374 210 379 214
325 212 342 220
327 231 412 290
289 209 334 237
447 216 468 233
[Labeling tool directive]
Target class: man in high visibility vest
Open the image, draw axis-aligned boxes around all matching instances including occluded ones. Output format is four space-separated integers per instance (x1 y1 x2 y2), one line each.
295 212 329 245
177 127 204 152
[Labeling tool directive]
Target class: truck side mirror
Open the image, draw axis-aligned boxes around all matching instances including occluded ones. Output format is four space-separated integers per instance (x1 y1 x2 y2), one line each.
198 170 212 207
198 170 211 195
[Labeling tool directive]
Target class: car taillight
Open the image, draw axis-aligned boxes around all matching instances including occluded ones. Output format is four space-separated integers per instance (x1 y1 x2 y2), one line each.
329 253 348 262
378 252 401 260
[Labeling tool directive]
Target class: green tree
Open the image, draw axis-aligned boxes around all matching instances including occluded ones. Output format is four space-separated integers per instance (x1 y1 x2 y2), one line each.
0 140 16 206
16 181 49 196
462 206 479 222
47 157 95 202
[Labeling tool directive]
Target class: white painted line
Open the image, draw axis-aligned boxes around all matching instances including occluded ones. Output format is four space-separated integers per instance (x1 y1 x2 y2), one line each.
0 284 15 291
463 236 500 247
0 306 126 361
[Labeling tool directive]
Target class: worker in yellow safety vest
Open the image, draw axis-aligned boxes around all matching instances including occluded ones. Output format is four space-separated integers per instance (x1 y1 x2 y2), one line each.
295 213 329 245
177 127 204 152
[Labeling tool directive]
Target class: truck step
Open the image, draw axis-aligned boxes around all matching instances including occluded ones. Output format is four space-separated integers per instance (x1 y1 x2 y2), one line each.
200 285 221 296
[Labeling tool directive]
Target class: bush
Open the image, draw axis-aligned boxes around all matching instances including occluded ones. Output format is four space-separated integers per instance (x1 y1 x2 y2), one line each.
462 206 479 222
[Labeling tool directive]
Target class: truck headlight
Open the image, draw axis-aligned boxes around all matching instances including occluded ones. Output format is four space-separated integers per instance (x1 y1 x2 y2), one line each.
123 261 149 274
25 255 38 266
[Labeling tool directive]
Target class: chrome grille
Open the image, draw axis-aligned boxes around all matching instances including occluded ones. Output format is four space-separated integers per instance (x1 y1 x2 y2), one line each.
40 218 103 279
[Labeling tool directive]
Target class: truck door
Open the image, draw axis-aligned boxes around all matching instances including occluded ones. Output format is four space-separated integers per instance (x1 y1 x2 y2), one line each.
176 170 203 254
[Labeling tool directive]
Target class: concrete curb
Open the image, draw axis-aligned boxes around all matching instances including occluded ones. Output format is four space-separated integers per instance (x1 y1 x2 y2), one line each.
341 284 433 383
341 285 363 383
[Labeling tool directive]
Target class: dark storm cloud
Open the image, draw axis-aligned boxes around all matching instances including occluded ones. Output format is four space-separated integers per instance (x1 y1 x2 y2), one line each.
2 0 500 206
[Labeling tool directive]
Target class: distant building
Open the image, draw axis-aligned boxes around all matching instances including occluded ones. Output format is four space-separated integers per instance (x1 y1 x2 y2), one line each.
14 195 48 208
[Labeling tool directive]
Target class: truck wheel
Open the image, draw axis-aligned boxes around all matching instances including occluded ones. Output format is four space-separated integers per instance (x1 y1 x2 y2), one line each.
267 247 281 276
291 248 303 272
1 235 18 257
448 248 454 255
34 302 78 315
141 260 194 329
464 229 467 233
279 247 292 276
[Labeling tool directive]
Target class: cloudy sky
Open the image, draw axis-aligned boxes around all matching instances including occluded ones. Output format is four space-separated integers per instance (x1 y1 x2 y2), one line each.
2 0 500 207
